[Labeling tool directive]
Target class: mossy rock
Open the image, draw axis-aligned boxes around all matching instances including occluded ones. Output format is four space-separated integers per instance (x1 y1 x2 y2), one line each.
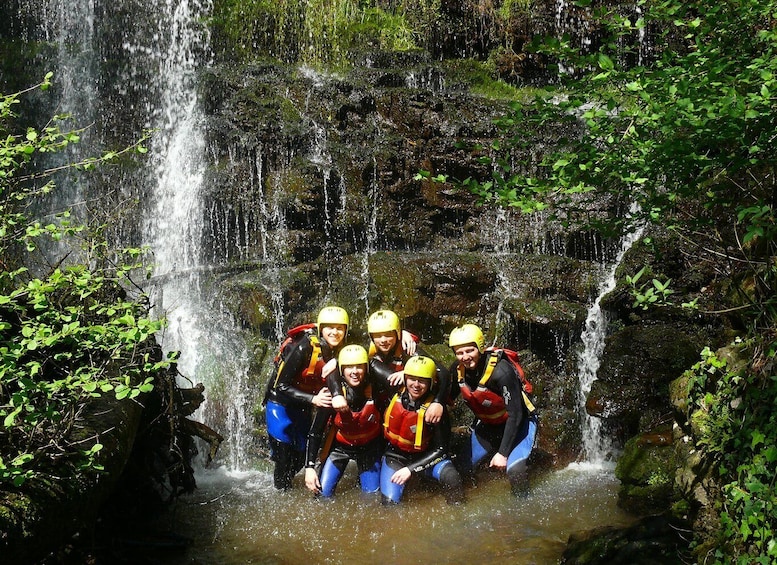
615 427 677 514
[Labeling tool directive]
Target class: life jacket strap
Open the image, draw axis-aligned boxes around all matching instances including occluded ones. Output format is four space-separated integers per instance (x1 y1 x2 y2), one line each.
305 335 322 377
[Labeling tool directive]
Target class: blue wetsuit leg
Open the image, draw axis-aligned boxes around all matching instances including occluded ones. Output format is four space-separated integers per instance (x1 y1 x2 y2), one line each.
427 458 451 480
379 455 405 503
319 456 345 497
425 458 464 504
469 428 491 468
265 400 308 451
506 414 538 474
506 414 538 494
358 458 381 493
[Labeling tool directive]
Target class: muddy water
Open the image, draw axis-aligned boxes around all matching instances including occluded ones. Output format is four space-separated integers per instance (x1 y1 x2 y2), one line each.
145 462 635 565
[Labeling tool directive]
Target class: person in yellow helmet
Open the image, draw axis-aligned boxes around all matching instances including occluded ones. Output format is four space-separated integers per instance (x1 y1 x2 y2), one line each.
365 309 451 423
379 356 463 505
448 323 538 495
303 344 383 497
265 306 348 490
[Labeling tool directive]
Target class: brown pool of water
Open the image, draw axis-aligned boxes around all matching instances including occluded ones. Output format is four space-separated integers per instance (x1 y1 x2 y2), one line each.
140 462 636 564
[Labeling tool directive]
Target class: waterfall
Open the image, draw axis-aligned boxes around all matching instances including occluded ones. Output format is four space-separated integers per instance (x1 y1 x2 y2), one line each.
576 206 644 465
132 0 252 472
25 0 97 261
360 156 380 313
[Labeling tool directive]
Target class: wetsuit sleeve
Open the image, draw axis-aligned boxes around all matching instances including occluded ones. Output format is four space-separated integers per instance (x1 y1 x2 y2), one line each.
327 364 343 396
274 338 317 405
447 360 461 401
305 407 333 468
409 409 453 474
491 359 525 457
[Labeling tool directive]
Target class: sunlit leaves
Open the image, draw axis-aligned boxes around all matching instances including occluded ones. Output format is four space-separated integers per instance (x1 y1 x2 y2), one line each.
0 78 171 487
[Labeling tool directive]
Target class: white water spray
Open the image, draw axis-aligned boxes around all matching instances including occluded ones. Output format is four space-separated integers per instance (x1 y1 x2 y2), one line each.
137 0 253 471
577 205 644 465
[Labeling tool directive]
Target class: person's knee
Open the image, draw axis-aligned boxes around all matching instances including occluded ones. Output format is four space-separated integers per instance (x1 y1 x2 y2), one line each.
507 460 529 496
439 464 465 505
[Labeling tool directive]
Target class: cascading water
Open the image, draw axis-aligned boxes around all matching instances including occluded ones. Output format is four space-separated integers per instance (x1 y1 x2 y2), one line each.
576 206 645 465
23 0 97 261
130 0 252 471
5 2 655 560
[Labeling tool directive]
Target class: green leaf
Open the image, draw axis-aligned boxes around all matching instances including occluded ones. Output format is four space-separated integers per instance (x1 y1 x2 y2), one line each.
598 53 614 71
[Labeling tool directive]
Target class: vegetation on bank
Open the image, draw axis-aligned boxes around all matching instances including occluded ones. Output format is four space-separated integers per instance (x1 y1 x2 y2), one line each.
211 0 430 67
0 75 174 488
448 0 776 562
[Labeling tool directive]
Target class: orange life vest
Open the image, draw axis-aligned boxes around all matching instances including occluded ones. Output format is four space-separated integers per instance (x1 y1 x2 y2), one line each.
333 386 382 446
383 393 433 452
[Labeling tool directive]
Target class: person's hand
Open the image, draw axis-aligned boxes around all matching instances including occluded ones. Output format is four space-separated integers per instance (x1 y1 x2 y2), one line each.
489 453 508 471
424 401 443 424
332 394 348 412
388 370 404 387
305 468 321 493
401 330 417 355
312 387 332 408
321 358 338 379
390 467 412 485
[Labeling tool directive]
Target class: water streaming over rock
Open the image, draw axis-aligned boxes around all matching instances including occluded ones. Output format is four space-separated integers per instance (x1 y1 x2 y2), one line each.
5 1 652 559
118 0 254 471
576 205 644 465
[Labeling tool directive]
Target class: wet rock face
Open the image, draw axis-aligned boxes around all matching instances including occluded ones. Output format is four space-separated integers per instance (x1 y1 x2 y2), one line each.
197 56 613 464
585 323 706 437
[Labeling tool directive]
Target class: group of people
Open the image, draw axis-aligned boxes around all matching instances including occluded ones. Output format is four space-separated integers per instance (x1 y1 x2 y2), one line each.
263 306 538 504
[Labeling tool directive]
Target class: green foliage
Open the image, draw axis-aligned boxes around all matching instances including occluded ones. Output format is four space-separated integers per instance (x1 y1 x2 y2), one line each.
457 0 776 327
211 0 443 68
625 266 678 310
0 77 170 487
452 1 777 561
685 342 777 563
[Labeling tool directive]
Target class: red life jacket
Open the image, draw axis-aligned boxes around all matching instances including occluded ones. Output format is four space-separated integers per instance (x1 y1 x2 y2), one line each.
458 382 508 424
272 323 325 394
383 393 433 452
334 401 382 446
456 349 536 418
484 347 532 395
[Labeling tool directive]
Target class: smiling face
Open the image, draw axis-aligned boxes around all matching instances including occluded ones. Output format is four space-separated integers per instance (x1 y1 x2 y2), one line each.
405 375 431 401
453 344 481 370
370 330 397 355
320 323 347 349
342 363 366 388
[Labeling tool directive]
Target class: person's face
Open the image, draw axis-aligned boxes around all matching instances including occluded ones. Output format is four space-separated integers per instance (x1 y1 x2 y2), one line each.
405 376 431 401
320 324 346 348
342 363 366 388
371 330 397 354
454 344 481 370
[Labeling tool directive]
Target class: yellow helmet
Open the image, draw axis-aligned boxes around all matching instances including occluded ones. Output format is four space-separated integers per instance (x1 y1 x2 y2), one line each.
317 306 349 332
403 355 437 385
338 344 368 367
449 323 485 352
367 310 401 336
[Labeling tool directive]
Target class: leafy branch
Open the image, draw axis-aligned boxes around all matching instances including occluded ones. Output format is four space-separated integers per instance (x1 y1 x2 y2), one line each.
0 76 172 487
